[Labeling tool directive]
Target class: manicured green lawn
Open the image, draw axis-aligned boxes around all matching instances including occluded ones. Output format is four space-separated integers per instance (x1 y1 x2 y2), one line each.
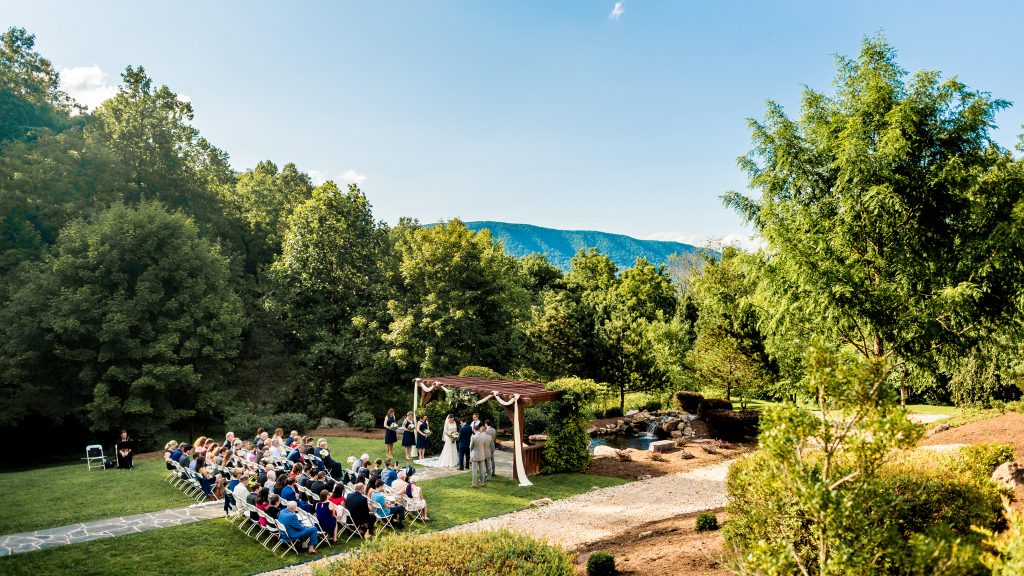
0 459 192 535
0 472 626 575
904 404 960 415
0 436 393 536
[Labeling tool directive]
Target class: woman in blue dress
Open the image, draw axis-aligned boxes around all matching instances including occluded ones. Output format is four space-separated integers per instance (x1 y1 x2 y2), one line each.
400 411 416 460
415 414 431 460
383 408 397 459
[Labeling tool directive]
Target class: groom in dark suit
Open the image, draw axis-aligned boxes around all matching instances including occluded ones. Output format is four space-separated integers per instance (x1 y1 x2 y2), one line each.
457 417 473 470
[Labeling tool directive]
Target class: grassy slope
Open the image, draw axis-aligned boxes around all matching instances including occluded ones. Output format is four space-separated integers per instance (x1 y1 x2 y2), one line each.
0 473 625 576
0 436 391 536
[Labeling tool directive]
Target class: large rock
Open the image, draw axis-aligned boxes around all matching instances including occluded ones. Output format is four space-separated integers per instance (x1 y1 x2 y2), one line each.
649 439 675 453
992 461 1024 490
593 445 618 458
528 434 548 442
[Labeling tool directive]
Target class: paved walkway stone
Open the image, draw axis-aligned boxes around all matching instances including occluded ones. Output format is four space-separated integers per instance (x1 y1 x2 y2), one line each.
0 501 222 556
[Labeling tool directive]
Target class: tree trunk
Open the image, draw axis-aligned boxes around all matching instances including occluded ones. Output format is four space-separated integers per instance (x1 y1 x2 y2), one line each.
619 387 625 411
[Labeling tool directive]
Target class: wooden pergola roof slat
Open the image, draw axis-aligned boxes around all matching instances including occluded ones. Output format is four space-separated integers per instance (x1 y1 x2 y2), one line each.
416 376 562 404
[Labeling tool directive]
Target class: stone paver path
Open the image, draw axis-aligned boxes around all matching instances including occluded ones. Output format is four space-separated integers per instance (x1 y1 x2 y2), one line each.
447 459 733 550
0 501 222 556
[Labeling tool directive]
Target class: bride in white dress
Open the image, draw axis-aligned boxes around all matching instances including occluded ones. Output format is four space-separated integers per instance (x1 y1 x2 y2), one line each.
439 414 459 468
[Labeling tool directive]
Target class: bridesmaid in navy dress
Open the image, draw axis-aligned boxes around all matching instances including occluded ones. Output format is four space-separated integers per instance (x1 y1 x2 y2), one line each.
416 414 430 460
383 408 397 459
400 411 416 460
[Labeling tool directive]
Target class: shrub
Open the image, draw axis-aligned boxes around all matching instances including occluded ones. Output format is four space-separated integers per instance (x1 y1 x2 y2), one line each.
695 512 719 532
703 408 760 441
951 442 1016 477
224 412 312 437
324 529 572 576
350 411 376 432
586 551 616 576
524 407 550 436
674 390 704 413
604 406 624 418
542 377 598 474
980 504 1024 574
459 365 503 380
699 398 733 414
649 452 666 462
316 417 348 429
643 398 663 412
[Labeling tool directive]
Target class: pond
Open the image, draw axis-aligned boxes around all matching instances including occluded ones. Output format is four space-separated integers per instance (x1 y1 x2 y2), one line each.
589 433 657 452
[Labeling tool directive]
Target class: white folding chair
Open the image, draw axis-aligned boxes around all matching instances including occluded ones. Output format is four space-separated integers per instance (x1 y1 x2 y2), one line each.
83 445 105 471
369 499 396 531
272 519 300 557
336 506 364 542
299 508 331 547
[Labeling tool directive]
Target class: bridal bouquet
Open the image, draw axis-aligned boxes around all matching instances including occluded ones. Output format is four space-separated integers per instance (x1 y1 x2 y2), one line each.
388 422 399 431
447 430 458 442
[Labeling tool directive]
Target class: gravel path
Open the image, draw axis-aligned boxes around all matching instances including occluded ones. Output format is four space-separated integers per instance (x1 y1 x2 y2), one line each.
257 459 735 576
446 460 733 550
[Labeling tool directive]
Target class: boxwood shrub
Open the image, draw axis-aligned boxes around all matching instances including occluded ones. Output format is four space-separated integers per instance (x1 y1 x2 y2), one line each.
323 529 572 575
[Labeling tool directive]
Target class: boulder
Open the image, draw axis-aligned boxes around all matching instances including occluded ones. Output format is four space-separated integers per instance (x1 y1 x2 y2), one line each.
626 409 639 416
531 498 554 507
593 445 618 458
528 434 548 442
992 461 1024 490
670 430 683 438
649 439 675 453
638 531 654 539
683 426 695 437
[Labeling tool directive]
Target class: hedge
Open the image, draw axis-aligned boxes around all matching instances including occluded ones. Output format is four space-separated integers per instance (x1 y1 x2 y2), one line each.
703 409 760 440
224 412 312 438
674 390 704 413
699 398 733 414
322 529 572 576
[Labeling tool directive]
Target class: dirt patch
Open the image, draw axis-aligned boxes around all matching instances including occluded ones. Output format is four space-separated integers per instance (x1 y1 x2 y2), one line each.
920 412 1024 459
586 441 752 480
307 427 385 440
574 509 730 576
920 411 1024 508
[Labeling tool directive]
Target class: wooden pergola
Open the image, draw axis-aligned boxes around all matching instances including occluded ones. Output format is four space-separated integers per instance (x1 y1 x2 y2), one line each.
413 376 562 487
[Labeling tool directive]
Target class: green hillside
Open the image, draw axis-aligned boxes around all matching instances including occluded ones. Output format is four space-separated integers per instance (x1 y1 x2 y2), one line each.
462 221 701 271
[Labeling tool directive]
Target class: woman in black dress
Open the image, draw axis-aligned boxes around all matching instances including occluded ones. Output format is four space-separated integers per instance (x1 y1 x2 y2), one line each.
400 411 416 460
416 414 430 460
383 408 397 458
116 429 133 470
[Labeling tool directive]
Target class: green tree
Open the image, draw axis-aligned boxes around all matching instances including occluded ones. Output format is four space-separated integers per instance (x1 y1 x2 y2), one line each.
271 182 393 417
723 36 1024 402
517 252 563 296
0 27 72 142
0 203 244 435
525 290 590 381
385 219 527 377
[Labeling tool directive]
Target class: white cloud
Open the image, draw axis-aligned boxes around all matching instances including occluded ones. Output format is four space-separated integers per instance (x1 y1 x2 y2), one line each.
609 1 625 20
306 169 367 187
176 93 192 104
646 231 699 245
60 65 118 111
340 169 368 184
646 231 768 252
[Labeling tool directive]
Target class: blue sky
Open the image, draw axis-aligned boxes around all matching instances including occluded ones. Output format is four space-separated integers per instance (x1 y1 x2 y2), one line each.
6 1 1023 248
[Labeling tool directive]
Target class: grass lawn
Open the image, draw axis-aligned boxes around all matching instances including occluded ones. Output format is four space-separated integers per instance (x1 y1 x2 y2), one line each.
0 472 626 575
0 436 392 536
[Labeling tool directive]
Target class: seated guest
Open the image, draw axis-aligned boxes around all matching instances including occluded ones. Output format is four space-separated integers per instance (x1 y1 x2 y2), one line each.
213 475 226 500
287 438 305 464
369 458 384 481
289 462 303 480
381 459 398 486
231 469 250 503
256 431 269 451
408 480 430 522
254 488 271 525
265 494 282 519
391 470 409 496
178 444 193 469
273 474 287 497
316 489 339 542
278 500 318 554
314 439 343 479
310 471 328 495
195 457 215 498
269 439 285 460
223 431 235 449
281 477 298 502
194 436 208 455
284 430 300 448
328 483 346 507
253 427 265 446
297 491 315 513
264 470 277 491
369 479 405 527
164 440 179 470
298 463 314 488
344 483 373 537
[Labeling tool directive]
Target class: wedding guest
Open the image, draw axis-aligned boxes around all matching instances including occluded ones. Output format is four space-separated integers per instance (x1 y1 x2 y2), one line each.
316 489 339 542
231 469 250 502
264 469 277 491
223 431 235 449
281 477 298 502
416 414 430 459
265 494 282 519
328 483 346 507
164 440 179 470
407 479 430 522
400 411 416 459
254 488 271 526
287 437 305 464
369 479 405 527
116 429 134 470
383 408 397 458
278 501 319 554
391 470 409 496
310 470 327 495
381 459 398 486
178 444 194 469
470 426 489 488
285 430 300 448
314 438 343 478
344 483 373 537
273 474 287 496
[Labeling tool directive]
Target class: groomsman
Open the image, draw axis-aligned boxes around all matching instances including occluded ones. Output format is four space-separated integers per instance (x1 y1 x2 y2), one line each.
469 426 489 488
483 419 497 480
457 418 473 470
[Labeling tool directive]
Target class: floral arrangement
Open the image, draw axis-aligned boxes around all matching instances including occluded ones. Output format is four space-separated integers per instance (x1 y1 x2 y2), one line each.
447 430 458 442
388 421 399 431
405 421 415 432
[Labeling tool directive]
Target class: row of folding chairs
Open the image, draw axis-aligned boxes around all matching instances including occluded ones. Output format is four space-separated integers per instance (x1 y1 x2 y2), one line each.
227 499 367 557
165 461 210 502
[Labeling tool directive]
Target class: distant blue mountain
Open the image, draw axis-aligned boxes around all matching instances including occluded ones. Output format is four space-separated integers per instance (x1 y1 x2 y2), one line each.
462 221 701 271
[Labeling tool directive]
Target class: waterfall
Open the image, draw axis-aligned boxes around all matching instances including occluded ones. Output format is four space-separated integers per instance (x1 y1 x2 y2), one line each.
643 416 666 438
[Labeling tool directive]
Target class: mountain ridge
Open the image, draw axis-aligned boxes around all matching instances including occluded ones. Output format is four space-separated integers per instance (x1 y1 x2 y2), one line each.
458 221 701 271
